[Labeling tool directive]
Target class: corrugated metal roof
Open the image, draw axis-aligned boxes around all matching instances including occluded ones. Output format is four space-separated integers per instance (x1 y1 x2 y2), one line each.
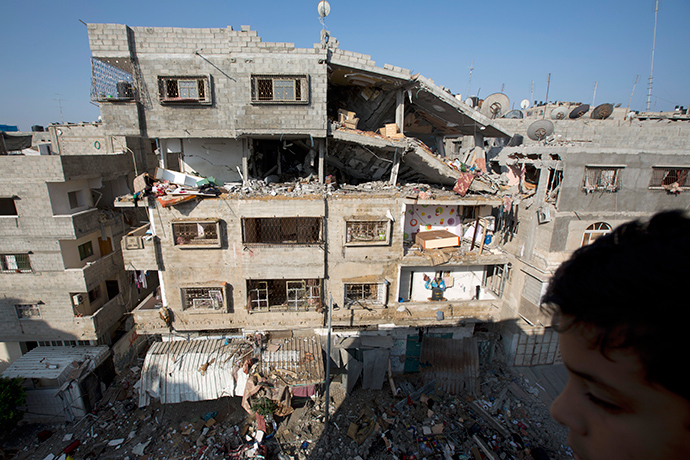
2 346 110 384
139 336 324 406
420 337 479 395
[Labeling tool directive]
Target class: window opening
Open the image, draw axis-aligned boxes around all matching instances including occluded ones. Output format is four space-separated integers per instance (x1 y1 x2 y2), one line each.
242 217 322 244
15 304 41 319
181 287 225 311
581 222 612 247
173 221 220 247
0 198 18 216
483 265 507 297
88 286 101 303
90 57 135 101
1 254 31 273
251 75 308 104
78 241 94 260
583 167 622 192
344 283 385 306
346 221 389 244
247 279 322 311
68 191 85 209
158 76 210 104
649 167 689 189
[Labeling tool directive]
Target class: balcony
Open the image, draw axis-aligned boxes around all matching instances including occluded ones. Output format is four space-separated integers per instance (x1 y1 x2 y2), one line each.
63 251 124 292
122 224 160 271
73 294 126 338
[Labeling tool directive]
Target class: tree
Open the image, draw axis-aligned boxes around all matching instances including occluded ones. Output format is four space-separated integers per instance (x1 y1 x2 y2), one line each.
0 377 26 434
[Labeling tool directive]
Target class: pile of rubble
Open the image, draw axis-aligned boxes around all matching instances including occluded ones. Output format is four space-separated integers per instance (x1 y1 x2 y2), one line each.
1 353 571 460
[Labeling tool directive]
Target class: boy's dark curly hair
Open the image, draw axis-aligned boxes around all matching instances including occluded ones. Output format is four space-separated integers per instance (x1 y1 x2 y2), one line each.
542 210 690 400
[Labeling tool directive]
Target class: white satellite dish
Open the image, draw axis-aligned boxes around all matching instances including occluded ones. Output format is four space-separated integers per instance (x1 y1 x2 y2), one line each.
317 0 331 18
465 97 474 108
520 99 530 109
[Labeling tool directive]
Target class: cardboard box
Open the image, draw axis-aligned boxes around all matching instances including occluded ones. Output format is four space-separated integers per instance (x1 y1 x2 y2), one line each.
338 109 359 129
415 230 460 250
384 123 399 137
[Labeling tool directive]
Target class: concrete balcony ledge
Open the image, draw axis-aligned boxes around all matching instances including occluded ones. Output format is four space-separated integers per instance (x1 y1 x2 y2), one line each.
64 251 124 290
122 225 160 271
332 299 500 328
73 294 125 338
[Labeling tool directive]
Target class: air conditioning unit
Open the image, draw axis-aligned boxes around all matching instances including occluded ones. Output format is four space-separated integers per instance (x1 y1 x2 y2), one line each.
72 294 84 304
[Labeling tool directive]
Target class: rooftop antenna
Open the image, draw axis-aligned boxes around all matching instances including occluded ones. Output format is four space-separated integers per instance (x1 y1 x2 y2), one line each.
317 0 331 47
530 81 534 106
54 94 65 124
592 81 598 106
646 0 659 112
466 60 474 97
626 75 639 114
543 73 551 119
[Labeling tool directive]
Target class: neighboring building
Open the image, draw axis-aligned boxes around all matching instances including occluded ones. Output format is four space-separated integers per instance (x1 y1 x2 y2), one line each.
491 107 690 365
0 123 156 371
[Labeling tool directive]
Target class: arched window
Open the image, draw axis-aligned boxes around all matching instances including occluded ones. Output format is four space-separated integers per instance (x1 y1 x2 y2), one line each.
581 222 612 247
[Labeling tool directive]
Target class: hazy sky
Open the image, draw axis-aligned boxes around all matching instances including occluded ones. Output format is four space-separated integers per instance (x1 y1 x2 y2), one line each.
1 0 688 131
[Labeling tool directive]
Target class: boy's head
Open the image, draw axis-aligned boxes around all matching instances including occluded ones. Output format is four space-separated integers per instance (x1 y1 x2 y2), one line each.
543 210 690 460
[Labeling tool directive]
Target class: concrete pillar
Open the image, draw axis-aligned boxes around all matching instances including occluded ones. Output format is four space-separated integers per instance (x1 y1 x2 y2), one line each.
396 89 405 134
318 138 325 183
241 138 249 183
158 139 168 169
523 165 551 261
389 148 400 186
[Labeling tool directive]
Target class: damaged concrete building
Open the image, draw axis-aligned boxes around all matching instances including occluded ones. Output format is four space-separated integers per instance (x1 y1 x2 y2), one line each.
86 22 517 395
84 22 690 401
0 124 157 371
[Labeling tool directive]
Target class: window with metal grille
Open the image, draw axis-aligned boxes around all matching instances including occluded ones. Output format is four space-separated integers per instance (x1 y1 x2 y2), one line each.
582 166 623 192
172 220 221 247
251 75 309 104
648 167 690 189
346 221 390 245
247 279 321 311
181 287 226 311
344 283 386 306
158 76 211 104
15 304 41 319
1 254 31 273
581 222 612 247
242 217 322 244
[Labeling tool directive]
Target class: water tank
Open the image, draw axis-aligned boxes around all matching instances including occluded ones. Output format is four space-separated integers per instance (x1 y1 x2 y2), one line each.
31 125 44 132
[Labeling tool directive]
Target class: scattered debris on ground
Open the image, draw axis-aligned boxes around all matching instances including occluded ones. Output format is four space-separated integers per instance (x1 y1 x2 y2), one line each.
1 345 571 460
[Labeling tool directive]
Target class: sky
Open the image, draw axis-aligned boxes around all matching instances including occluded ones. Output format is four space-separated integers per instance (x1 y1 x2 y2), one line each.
1 0 688 131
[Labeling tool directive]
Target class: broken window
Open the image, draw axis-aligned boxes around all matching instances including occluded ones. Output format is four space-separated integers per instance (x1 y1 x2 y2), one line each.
78 241 94 260
15 304 41 319
483 265 507 297
583 166 623 192
1 254 31 273
546 169 563 203
242 217 322 244
158 76 211 104
648 167 689 189
251 75 309 104
0 197 18 216
172 220 221 247
344 283 386 306
345 221 390 245
181 286 226 311
581 222 612 247
247 279 321 311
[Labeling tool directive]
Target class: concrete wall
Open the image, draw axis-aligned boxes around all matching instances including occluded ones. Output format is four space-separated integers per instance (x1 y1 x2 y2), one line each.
87 24 329 139
179 138 244 183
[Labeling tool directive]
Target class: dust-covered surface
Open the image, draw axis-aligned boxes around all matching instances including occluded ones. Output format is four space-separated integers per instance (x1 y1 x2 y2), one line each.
1 349 571 460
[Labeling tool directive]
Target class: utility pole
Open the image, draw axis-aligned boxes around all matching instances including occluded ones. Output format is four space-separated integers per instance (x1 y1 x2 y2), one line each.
646 0 659 112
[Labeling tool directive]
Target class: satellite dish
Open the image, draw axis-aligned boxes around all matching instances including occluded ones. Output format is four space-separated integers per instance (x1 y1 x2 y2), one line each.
527 120 555 141
520 99 530 109
591 103 614 120
569 104 590 119
317 0 331 18
465 97 479 108
503 109 524 119
550 106 569 120
480 92 510 119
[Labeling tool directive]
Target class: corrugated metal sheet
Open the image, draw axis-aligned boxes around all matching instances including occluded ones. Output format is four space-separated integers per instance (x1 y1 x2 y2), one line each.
2 346 110 384
140 336 324 406
420 337 479 395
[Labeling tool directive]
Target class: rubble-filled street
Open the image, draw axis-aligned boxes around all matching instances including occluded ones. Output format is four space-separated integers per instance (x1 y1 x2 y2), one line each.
1 347 571 460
